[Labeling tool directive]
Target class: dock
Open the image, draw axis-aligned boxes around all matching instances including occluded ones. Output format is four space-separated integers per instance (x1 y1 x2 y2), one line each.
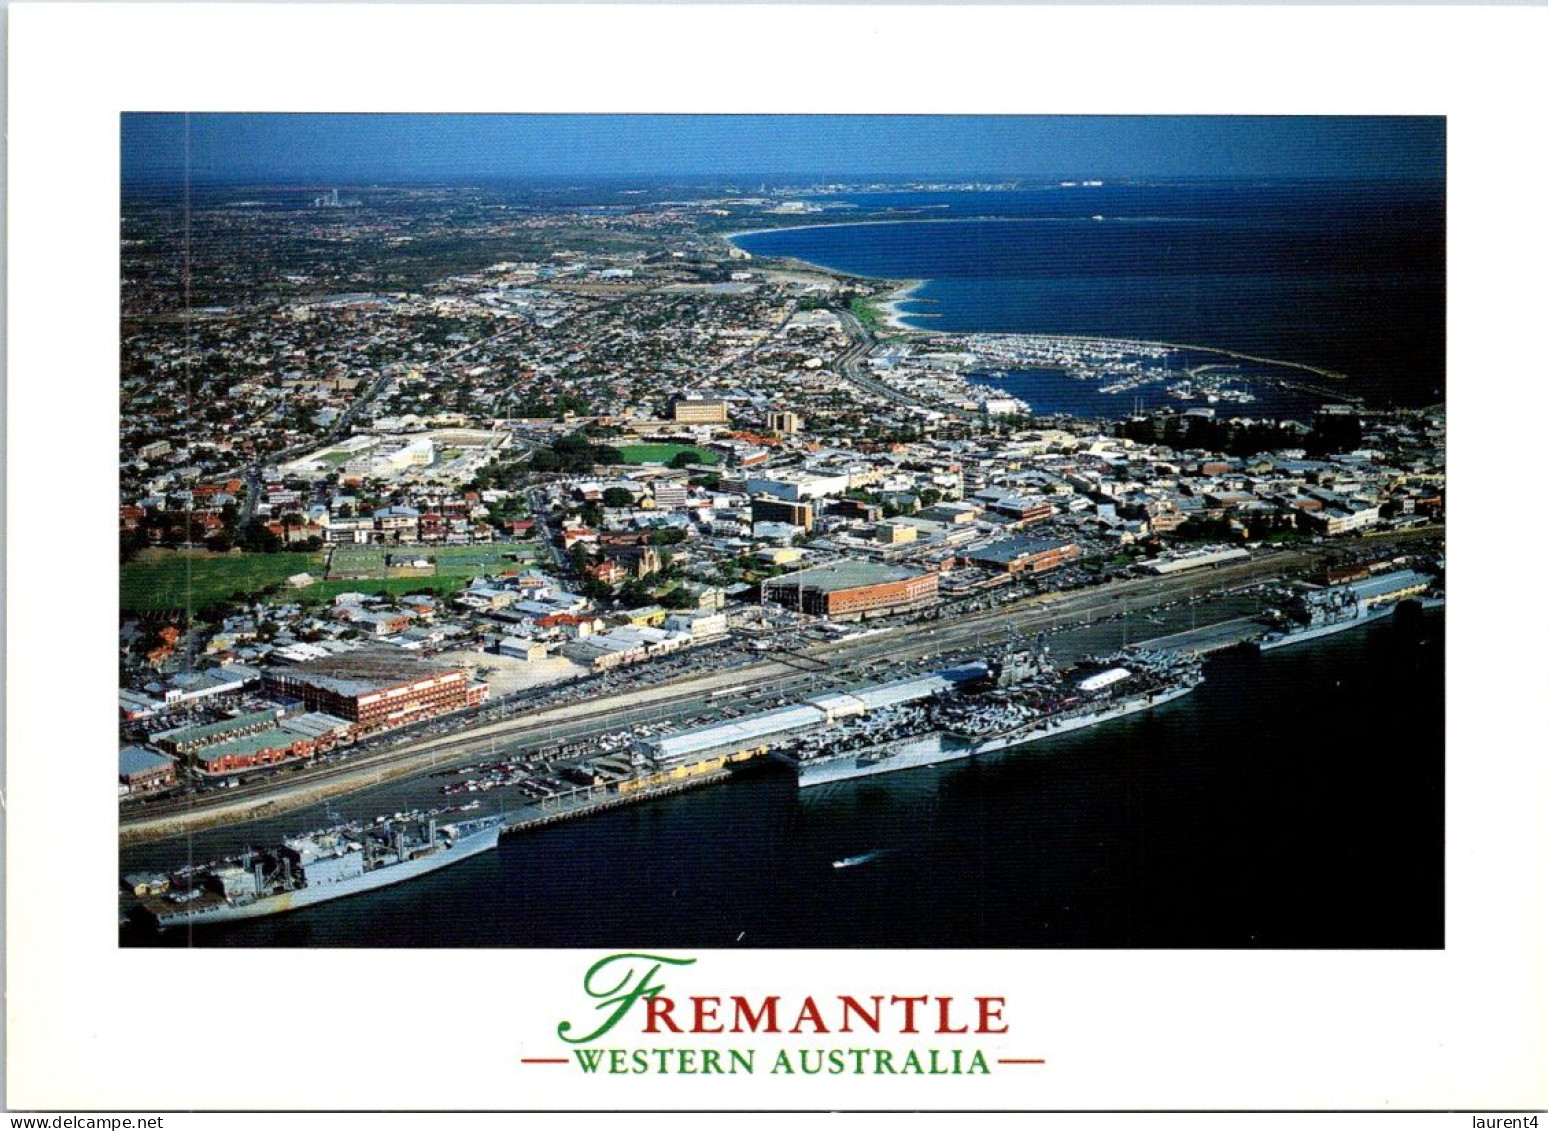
1139 616 1265 656
498 768 736 836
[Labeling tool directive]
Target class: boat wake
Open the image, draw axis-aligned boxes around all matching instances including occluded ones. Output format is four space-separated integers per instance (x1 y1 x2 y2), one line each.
833 849 895 870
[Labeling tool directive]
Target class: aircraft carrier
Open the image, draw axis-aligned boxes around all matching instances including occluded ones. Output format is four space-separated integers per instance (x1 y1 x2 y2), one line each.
778 648 1203 787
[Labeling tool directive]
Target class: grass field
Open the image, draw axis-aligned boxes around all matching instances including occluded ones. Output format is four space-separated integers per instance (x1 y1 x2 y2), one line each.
122 542 546 617
614 443 719 466
121 549 324 614
300 545 539 605
329 545 391 578
325 542 537 581
429 544 528 575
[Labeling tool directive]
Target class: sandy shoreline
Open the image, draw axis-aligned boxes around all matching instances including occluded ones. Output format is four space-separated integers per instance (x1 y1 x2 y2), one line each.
722 225 930 335
875 279 927 332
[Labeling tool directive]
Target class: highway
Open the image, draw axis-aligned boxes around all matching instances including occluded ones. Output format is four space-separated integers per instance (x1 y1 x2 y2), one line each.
833 307 940 412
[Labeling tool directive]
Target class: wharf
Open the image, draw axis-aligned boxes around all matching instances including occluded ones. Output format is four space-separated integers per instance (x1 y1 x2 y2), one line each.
1138 616 1265 656
499 768 735 836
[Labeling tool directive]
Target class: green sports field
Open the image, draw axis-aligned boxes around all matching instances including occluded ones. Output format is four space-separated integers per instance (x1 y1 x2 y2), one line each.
121 541 546 616
614 443 718 466
120 549 325 614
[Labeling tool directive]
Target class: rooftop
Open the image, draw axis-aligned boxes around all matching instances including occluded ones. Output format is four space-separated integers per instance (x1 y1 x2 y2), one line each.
268 650 461 697
965 535 1076 565
149 709 279 748
120 746 174 776
762 559 925 594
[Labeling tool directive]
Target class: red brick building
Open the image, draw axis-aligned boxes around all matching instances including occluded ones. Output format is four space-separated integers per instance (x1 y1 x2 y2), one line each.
963 536 1083 574
194 732 317 777
762 560 939 621
264 652 487 734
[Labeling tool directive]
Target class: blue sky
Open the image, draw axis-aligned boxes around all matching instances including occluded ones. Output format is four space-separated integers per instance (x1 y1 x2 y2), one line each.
122 114 1444 183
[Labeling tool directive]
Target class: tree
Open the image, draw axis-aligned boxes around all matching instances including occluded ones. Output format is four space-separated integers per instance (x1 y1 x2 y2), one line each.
618 578 654 607
602 487 636 508
240 521 283 554
120 525 152 562
669 450 707 469
580 577 614 602
659 586 696 610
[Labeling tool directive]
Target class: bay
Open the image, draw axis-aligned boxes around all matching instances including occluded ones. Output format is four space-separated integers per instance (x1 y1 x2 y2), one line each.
732 180 1444 417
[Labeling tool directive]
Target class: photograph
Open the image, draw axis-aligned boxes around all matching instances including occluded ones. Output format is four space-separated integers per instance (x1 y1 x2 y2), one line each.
115 113 1447 950
6 2 1545 1115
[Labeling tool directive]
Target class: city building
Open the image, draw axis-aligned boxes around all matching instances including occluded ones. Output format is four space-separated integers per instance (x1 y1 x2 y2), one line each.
761 560 939 621
744 470 850 502
193 731 317 778
767 410 802 435
119 746 178 795
671 396 729 425
652 481 689 508
1142 547 1251 575
873 521 918 545
751 495 815 531
963 536 1083 574
263 651 487 733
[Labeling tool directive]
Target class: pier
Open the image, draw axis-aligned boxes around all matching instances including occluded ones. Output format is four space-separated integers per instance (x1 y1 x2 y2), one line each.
1139 616 1266 656
499 768 737 836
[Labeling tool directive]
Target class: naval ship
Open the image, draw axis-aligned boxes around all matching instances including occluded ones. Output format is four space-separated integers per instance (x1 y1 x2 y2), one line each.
127 812 504 928
1254 569 1434 652
782 649 1203 788
1254 591 1392 652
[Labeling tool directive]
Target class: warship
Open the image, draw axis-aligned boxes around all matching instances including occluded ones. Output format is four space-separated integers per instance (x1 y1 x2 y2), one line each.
1255 569 1434 652
126 812 504 928
782 649 1203 787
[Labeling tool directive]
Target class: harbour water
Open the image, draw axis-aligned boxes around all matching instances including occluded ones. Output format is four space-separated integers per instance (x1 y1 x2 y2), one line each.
126 608 1443 949
732 179 1444 416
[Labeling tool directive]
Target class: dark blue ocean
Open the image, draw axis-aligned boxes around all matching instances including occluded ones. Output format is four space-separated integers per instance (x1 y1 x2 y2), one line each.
732 180 1444 417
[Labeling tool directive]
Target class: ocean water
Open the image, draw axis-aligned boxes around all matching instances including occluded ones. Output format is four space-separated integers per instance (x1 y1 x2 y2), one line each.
733 180 1444 417
127 608 1443 949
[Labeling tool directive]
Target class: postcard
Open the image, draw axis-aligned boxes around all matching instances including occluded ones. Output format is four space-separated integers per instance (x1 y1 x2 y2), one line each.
6 2 1546 1115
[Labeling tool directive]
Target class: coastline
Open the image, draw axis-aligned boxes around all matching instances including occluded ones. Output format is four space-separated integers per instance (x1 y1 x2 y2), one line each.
875 279 927 332
724 219 1355 385
724 225 930 335
725 218 1360 423
721 214 1161 244
723 217 959 243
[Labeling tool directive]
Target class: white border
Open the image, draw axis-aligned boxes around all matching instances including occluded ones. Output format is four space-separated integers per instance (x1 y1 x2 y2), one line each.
8 3 1548 1112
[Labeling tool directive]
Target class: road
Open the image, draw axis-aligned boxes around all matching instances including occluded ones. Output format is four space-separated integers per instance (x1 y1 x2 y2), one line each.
118 526 1441 847
832 307 940 412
